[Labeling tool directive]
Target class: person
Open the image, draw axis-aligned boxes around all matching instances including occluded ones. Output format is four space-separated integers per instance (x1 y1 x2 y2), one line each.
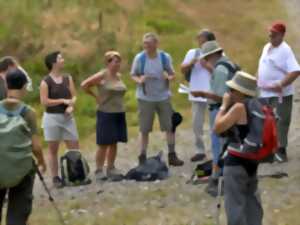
131 32 184 166
191 40 238 195
0 56 33 100
81 51 127 181
257 21 300 162
40 51 80 188
214 71 263 225
0 69 46 225
181 29 216 162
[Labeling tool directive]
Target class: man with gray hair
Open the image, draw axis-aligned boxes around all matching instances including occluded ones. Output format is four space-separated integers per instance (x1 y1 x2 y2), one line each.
131 32 184 166
181 29 216 162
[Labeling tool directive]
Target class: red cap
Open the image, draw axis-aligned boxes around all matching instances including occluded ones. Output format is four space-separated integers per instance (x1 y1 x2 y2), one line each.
269 22 286 34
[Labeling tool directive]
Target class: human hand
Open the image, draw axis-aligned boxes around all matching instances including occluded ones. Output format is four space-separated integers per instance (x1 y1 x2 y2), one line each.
63 99 72 105
269 82 283 93
38 159 47 174
139 75 148 84
221 92 232 110
65 106 74 115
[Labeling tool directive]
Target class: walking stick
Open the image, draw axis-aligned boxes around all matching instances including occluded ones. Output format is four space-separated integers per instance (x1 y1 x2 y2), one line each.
35 164 67 225
215 176 223 225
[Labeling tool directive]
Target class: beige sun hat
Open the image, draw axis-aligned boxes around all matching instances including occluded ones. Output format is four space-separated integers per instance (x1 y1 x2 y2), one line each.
200 40 223 59
226 71 257 97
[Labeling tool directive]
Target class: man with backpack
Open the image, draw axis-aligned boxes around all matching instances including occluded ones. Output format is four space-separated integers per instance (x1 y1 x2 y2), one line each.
191 40 239 196
180 29 216 162
257 22 300 163
131 32 184 166
0 69 46 225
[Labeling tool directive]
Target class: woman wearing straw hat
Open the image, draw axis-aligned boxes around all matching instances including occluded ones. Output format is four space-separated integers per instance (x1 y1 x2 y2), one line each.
81 51 127 182
214 71 263 225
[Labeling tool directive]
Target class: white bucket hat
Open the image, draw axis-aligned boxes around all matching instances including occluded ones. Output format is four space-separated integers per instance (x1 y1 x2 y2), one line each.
226 71 257 97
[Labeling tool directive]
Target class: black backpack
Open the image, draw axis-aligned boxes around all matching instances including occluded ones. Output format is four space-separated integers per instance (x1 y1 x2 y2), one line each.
60 150 91 186
125 152 169 181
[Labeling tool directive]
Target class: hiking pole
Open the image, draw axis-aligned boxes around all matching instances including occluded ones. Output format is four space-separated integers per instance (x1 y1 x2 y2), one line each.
215 176 223 225
34 164 67 225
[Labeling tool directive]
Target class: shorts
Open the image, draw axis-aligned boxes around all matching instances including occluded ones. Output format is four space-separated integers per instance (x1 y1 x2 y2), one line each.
138 98 173 133
42 113 79 141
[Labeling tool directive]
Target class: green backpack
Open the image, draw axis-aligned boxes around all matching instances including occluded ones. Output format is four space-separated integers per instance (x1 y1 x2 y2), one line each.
0 101 33 188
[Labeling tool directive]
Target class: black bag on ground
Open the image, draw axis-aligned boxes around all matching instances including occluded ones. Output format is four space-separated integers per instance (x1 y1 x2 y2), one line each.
60 150 91 186
194 160 212 178
125 152 169 181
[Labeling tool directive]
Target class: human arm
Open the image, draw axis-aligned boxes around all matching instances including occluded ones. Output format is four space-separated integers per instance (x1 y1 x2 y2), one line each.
214 93 246 134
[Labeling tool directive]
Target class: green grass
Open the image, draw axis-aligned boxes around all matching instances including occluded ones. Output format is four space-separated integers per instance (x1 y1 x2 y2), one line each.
0 0 287 141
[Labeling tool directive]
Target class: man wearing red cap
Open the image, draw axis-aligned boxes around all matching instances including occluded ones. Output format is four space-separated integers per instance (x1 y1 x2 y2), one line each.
257 21 300 162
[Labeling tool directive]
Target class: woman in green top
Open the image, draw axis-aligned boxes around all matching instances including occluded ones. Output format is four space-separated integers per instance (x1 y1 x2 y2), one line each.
81 51 127 181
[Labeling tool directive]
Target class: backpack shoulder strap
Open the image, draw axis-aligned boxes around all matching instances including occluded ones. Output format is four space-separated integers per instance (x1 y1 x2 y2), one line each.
138 51 147 75
0 102 27 117
215 61 235 74
194 48 201 58
159 51 169 71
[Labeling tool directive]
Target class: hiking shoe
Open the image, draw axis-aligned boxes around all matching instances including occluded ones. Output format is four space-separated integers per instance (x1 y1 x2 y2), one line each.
274 147 288 163
138 153 147 165
168 152 184 167
52 176 64 189
190 153 206 162
205 177 223 197
106 167 124 182
95 169 107 182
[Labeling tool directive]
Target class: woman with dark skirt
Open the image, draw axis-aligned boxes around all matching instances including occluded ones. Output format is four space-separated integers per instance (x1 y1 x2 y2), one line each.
81 51 127 181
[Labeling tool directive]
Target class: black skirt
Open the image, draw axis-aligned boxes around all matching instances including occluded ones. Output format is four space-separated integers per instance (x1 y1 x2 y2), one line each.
96 111 128 145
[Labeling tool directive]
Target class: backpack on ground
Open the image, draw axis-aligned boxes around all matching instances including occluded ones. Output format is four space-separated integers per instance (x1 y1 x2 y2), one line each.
125 151 169 181
0 102 33 189
183 48 201 82
214 60 241 80
60 150 91 186
227 98 278 161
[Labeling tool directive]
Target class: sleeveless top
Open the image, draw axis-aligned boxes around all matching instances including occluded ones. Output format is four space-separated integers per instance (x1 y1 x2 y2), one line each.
225 124 259 176
97 69 127 113
43 75 72 114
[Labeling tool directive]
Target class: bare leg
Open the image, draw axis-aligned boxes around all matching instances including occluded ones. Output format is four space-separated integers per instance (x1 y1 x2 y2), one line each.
107 144 117 170
48 141 60 178
96 145 109 170
64 140 80 150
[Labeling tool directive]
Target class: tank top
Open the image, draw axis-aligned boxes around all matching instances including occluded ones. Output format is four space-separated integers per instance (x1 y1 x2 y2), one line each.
43 75 72 114
97 69 127 113
225 124 259 176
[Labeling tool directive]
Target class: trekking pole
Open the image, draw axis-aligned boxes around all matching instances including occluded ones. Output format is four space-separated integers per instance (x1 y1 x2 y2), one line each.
34 164 67 225
215 176 223 225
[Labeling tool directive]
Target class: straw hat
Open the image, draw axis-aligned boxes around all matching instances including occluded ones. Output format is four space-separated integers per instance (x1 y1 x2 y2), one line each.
200 40 223 59
226 71 257 97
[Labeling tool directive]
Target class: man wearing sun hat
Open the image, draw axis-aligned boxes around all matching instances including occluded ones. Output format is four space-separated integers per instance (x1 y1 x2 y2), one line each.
257 21 300 163
191 40 239 196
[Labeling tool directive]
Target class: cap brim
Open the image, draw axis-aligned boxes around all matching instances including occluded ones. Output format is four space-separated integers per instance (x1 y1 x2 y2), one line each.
200 48 223 59
226 80 256 97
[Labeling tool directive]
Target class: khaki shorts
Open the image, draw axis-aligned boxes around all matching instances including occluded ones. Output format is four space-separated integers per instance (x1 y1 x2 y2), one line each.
138 99 173 133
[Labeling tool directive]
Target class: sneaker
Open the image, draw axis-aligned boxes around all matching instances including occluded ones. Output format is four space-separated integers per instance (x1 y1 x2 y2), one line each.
190 153 206 162
52 176 64 189
274 147 288 163
95 169 107 182
106 167 124 182
205 177 223 197
138 154 147 165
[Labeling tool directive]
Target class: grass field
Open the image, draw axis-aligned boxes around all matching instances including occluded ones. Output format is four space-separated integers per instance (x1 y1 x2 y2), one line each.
0 0 287 139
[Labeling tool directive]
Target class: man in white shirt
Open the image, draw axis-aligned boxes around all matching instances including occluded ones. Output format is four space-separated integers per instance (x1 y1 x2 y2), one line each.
258 22 300 162
180 29 215 162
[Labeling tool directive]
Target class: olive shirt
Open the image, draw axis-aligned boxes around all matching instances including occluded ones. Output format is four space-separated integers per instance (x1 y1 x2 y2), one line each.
0 77 7 100
209 56 232 105
97 69 127 113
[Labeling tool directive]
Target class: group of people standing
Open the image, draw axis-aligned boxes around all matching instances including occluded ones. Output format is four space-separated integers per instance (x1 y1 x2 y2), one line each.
0 20 300 225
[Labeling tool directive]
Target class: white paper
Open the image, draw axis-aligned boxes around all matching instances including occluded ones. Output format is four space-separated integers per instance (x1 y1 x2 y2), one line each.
178 83 190 94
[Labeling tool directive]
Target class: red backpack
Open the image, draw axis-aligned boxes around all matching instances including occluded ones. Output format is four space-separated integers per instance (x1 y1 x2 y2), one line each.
227 99 278 161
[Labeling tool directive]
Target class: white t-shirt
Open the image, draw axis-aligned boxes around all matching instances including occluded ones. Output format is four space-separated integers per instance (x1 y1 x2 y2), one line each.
182 49 210 102
258 41 300 97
